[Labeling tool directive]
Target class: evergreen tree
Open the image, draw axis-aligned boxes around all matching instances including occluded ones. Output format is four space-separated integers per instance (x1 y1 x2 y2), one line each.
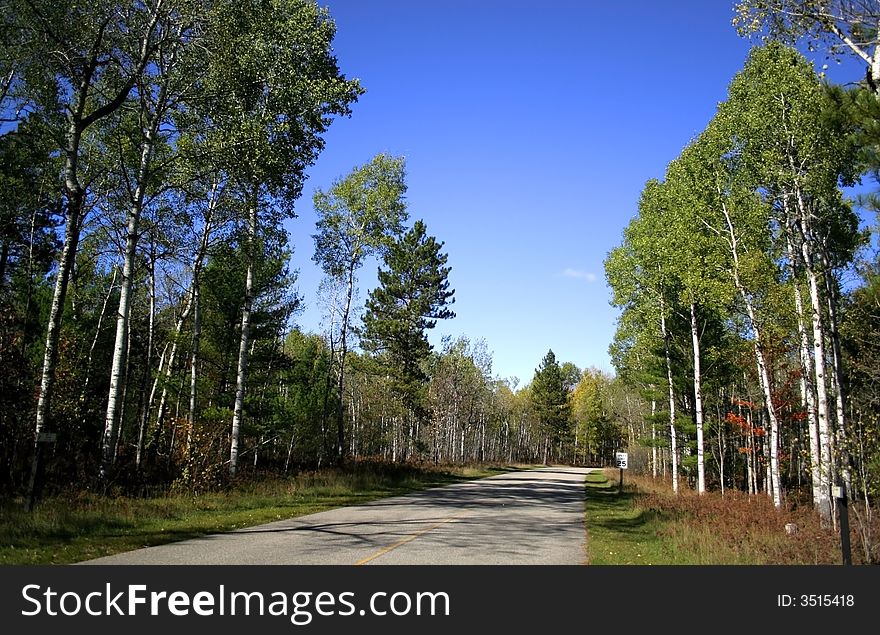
530 349 572 464
362 220 455 413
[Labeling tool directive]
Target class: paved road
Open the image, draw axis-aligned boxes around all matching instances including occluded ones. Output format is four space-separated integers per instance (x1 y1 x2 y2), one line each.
83 466 591 565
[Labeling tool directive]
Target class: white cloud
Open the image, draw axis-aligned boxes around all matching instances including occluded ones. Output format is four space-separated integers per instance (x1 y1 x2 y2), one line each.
561 268 597 283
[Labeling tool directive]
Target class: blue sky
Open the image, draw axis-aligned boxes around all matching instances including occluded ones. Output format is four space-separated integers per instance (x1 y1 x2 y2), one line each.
286 1 868 386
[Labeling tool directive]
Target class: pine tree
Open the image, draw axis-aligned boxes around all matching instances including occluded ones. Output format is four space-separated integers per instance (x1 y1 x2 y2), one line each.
530 349 572 464
362 220 455 412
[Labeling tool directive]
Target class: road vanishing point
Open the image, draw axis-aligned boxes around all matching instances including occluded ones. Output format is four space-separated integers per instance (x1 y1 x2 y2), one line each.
83 466 591 565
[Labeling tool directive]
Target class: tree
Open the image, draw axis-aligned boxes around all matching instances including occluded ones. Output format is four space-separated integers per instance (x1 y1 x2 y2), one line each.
734 0 880 95
312 153 408 463
204 0 363 476
606 180 685 493
572 369 615 465
718 42 860 519
428 336 493 463
100 2 199 480
10 0 170 506
530 349 571 465
362 220 455 419
664 143 738 495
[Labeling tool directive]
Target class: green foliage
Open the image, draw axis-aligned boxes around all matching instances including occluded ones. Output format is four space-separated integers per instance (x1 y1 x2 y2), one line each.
571 369 624 465
312 153 408 278
733 1 880 85
530 350 572 453
196 0 363 204
362 220 455 410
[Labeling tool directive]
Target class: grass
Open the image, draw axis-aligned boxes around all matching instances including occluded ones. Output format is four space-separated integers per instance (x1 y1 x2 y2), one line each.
585 469 866 565
584 470 680 564
0 462 517 565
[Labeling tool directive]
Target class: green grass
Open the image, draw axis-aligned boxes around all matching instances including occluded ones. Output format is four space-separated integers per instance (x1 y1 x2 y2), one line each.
584 470 680 564
0 463 515 565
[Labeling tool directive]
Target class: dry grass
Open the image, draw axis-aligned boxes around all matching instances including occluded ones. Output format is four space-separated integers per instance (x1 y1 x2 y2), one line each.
628 472 874 565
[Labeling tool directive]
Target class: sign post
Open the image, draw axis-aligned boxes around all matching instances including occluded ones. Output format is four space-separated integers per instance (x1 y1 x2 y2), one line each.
833 484 852 566
26 432 57 512
615 451 628 493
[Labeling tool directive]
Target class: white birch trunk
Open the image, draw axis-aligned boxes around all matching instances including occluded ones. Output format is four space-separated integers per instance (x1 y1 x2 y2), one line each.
721 205 782 507
136 250 156 468
690 302 706 494
660 298 678 494
796 201 833 525
787 229 823 511
229 205 257 476
101 131 157 479
651 395 657 479
186 278 201 474
334 263 355 463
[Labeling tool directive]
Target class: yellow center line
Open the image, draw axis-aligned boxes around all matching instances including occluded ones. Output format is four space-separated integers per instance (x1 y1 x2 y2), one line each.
355 512 464 565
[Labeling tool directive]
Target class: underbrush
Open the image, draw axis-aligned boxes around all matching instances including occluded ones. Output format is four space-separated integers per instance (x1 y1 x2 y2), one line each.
586 469 877 565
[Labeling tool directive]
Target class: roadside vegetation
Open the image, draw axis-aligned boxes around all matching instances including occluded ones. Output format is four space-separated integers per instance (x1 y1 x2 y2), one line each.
0 462 511 565
585 469 869 565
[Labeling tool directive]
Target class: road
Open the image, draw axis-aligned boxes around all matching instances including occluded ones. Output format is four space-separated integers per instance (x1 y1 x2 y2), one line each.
82 466 591 565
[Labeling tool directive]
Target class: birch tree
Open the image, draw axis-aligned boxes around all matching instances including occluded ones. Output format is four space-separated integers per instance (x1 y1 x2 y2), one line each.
605 181 684 493
665 147 737 495
195 0 361 476
11 0 169 506
734 0 880 95
719 42 860 521
312 153 408 463
100 5 198 480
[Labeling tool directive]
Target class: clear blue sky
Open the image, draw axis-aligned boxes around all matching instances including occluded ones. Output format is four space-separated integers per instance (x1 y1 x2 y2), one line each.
286 0 867 386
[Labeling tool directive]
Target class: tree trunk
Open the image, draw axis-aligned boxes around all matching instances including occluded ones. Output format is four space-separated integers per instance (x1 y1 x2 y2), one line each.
651 395 657 479
27 181 84 509
660 296 678 494
229 204 257 476
100 133 157 480
796 201 833 525
690 302 706 494
334 263 356 464
136 246 156 468
721 205 782 507
787 229 823 513
151 197 214 455
186 276 201 480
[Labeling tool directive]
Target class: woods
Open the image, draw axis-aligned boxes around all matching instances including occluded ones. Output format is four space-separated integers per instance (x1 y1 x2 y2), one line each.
1 0 879 567
0 1 631 504
605 5 880 562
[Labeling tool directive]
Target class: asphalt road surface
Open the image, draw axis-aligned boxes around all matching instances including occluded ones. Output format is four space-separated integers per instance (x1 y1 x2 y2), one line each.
83 466 591 565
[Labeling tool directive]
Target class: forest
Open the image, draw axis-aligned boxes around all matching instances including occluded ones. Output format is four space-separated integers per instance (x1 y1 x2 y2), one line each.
0 0 628 506
1 0 879 562
605 1 880 558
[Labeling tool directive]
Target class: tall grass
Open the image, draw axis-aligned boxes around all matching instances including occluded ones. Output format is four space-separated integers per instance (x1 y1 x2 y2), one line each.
586 469 875 565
